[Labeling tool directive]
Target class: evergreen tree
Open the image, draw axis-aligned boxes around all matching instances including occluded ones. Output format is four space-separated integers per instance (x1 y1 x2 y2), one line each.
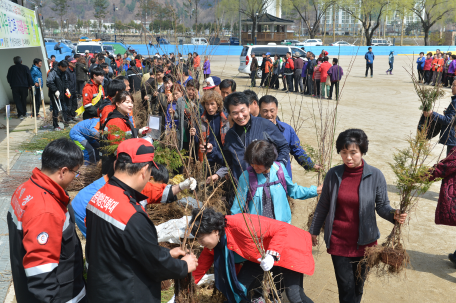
94 0 109 29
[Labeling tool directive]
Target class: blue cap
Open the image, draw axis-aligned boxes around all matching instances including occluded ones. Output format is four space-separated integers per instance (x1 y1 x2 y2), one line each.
266 52 271 56
212 76 221 86
126 57 131 61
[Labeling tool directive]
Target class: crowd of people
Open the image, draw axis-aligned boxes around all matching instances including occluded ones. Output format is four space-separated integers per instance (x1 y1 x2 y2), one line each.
6 45 456 303
249 50 344 100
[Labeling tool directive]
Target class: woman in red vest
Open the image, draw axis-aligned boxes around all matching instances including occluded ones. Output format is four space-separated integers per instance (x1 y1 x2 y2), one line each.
190 207 315 303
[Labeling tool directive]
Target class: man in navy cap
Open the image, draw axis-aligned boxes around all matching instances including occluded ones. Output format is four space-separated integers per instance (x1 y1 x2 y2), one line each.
203 76 222 95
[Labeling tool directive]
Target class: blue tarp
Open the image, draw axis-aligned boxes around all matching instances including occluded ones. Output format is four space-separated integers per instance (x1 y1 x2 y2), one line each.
45 42 73 61
44 42 456 59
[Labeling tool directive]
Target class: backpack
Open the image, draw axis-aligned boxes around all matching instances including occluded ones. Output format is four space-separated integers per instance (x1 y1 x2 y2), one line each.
246 162 288 202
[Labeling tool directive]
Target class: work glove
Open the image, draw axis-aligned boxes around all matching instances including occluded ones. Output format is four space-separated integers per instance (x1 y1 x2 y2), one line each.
179 177 197 191
55 91 60 99
139 126 150 135
258 254 274 271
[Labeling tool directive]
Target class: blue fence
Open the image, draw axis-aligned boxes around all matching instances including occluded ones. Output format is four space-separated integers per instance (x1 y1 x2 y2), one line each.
43 42 456 60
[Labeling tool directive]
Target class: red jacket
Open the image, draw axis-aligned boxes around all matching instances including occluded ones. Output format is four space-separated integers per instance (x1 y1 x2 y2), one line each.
7 168 86 303
82 80 104 107
104 109 137 145
115 58 122 68
319 61 332 82
192 214 315 284
193 55 201 69
432 58 444 72
430 149 456 226
424 58 433 71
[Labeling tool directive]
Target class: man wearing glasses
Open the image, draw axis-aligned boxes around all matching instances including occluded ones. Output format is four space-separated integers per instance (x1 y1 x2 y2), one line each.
7 138 87 303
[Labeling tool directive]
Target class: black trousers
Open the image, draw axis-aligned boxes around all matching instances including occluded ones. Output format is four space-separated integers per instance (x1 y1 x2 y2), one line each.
68 94 78 118
286 74 293 92
270 74 280 89
237 261 313 303
250 70 257 87
331 255 368 303
417 69 424 81
49 94 60 128
365 63 373 77
77 80 86 95
314 79 321 96
424 70 432 84
12 86 28 117
329 81 340 100
30 86 41 117
306 75 313 95
260 71 269 87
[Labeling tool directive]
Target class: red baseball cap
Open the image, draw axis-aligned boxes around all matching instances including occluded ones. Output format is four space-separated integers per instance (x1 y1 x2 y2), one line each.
116 138 158 168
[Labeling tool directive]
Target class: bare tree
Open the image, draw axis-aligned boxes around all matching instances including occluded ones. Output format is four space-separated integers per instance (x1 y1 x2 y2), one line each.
292 0 336 39
340 0 392 46
239 0 274 44
409 0 456 46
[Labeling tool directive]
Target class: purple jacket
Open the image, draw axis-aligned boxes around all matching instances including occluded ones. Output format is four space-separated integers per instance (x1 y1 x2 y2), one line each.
301 61 308 77
448 60 456 75
203 60 211 75
327 65 344 82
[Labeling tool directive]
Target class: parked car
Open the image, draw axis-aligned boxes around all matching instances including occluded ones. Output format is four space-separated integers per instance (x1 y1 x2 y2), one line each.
75 41 103 55
371 39 393 46
102 44 114 53
44 38 56 43
239 45 306 78
329 41 354 46
156 37 170 45
230 37 239 45
299 39 323 46
190 37 208 45
281 39 300 46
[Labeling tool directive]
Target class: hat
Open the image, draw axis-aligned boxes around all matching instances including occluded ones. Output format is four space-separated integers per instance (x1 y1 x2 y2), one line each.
85 50 89 54
266 52 271 56
126 57 131 61
251 52 255 56
68 57 76 63
203 76 222 90
293 52 300 57
117 138 158 167
100 51 106 55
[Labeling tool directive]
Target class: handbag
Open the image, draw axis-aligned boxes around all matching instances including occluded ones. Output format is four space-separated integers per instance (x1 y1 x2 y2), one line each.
325 76 331 86
417 114 441 140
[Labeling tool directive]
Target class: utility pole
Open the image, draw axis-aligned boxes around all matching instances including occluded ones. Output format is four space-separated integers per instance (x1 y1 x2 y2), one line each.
113 3 117 42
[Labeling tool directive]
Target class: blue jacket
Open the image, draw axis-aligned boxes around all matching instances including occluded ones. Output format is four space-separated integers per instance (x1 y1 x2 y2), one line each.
433 95 456 147
30 64 43 87
231 162 317 223
72 176 106 237
69 118 100 142
388 53 394 64
223 115 290 181
365 51 375 63
276 120 314 179
416 57 426 70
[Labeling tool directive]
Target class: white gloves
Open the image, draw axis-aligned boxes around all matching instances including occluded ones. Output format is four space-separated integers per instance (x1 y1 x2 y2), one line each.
179 177 197 190
258 254 274 271
139 127 150 135
55 91 60 98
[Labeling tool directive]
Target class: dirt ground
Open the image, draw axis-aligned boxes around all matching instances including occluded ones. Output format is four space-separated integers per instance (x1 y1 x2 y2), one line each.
210 54 456 302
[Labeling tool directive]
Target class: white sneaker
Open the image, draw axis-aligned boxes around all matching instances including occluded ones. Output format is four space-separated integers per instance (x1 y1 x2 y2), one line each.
54 127 63 131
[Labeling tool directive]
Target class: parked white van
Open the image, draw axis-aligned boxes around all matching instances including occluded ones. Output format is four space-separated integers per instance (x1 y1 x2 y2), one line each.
238 45 306 78
190 37 208 45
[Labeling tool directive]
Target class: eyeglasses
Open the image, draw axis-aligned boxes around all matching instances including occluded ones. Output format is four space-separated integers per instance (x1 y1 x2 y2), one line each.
70 169 80 177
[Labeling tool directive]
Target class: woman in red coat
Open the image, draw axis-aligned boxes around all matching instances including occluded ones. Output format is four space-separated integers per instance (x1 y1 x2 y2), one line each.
429 148 456 265
190 208 314 303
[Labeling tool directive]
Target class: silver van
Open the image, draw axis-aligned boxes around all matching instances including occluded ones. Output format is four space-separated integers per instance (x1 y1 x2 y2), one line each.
238 45 306 78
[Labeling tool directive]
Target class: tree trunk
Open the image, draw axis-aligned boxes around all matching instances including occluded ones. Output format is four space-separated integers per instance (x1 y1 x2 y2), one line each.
251 19 256 45
364 26 372 46
400 17 404 46
424 27 430 46
332 7 336 42
323 17 327 44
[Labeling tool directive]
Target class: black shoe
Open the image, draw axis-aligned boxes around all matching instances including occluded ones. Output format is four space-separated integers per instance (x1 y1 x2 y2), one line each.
281 88 287 91
449 253 456 268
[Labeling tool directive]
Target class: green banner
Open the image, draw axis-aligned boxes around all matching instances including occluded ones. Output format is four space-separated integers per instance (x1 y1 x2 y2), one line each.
0 0 41 49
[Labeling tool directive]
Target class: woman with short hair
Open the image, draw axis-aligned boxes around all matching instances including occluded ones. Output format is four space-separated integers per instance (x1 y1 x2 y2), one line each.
190 207 315 303
309 128 407 303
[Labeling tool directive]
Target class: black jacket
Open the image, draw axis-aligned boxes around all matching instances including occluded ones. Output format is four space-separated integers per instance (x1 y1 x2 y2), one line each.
223 115 290 181
127 66 142 93
85 177 187 302
66 66 77 94
76 62 89 82
46 67 69 100
309 161 395 248
7 63 33 88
